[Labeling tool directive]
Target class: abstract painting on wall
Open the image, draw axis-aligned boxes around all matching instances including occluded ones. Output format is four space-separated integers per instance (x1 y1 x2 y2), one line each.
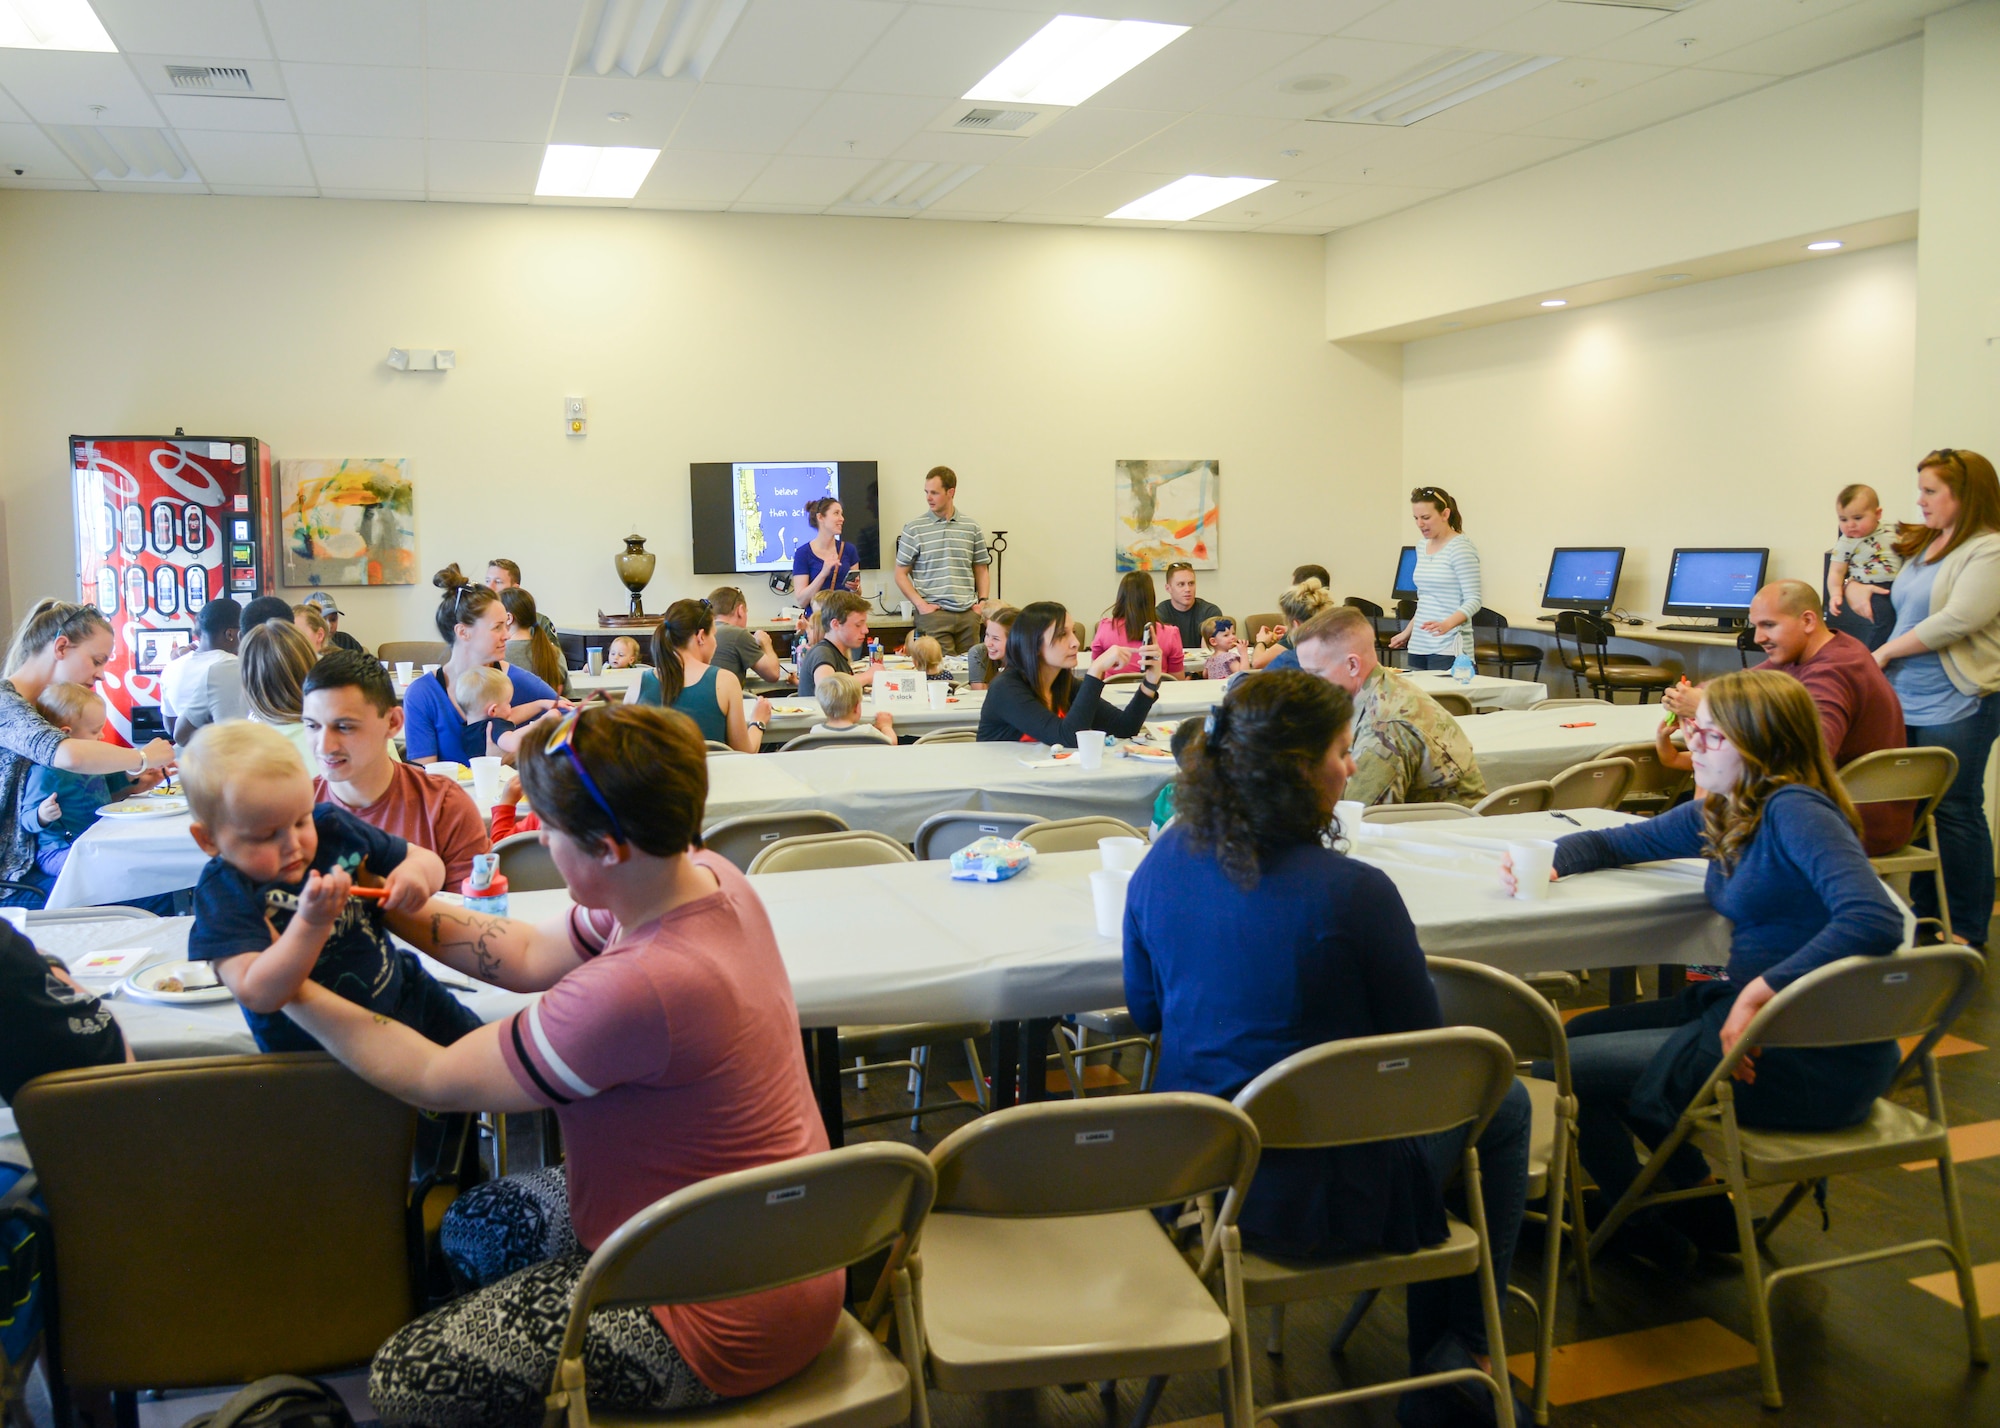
277 457 416 587
1115 459 1218 572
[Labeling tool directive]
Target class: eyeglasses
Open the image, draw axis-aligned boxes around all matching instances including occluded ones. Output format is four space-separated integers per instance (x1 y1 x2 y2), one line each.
546 707 630 845
1683 721 1730 753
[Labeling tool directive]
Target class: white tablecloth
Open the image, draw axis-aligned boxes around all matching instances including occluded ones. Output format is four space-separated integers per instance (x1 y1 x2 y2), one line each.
1464 704 1669 789
26 810 1730 1060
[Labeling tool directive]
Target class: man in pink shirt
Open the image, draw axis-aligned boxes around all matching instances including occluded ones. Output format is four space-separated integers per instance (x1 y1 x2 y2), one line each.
301 649 490 888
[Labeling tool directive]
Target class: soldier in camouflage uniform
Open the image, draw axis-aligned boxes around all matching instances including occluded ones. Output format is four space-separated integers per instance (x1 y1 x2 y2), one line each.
1292 605 1487 807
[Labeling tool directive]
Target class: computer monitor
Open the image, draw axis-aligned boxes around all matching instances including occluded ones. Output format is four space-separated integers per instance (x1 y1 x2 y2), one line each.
1541 547 1625 612
1391 545 1418 601
1662 548 1769 624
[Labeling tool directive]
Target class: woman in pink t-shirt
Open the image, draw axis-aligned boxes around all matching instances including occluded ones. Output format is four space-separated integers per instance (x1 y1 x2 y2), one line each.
1091 570 1186 678
281 705 841 1427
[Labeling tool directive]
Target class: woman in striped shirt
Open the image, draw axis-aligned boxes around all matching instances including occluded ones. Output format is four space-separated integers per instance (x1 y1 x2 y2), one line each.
1389 485 1482 671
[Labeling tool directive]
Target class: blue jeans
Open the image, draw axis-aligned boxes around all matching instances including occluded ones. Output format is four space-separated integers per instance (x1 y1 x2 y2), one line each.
1407 1078 1532 1363
1405 652 1456 672
1558 1000 1714 1209
1907 692 2000 946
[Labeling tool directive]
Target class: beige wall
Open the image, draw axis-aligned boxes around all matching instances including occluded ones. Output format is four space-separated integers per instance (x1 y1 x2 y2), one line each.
1400 241 1917 621
0 192 1402 649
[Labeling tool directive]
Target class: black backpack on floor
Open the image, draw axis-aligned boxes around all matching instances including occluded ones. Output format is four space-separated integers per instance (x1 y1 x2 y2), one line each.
179 1375 356 1428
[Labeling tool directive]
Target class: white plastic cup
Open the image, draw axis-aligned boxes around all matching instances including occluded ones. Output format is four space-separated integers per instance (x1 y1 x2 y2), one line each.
395 661 415 683
1076 729 1107 769
470 756 503 810
587 647 606 675
1090 867 1133 939
1099 836 1146 872
422 663 441 676
1508 840 1557 901
927 679 948 710
1335 799 1368 843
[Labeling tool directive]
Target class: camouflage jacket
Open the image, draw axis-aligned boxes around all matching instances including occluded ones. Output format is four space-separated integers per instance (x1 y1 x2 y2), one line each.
1347 666 1487 807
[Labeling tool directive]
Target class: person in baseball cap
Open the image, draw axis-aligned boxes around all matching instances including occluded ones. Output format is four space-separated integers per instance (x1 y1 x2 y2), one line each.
306 591 365 654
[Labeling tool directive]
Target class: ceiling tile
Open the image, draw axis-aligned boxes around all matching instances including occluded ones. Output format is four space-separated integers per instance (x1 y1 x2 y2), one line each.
0 51 165 126
208 183 317 195
1390 130 1585 187
425 138 543 192
1298 121 1487 182
1197 179 1351 224
668 84 822 152
839 4 1049 99
282 63 424 138
737 153 879 205
92 0 273 58
889 126 1035 165
1106 112 1294 175
1021 167 1173 218
305 134 425 190
177 128 315 185
0 87 26 124
96 177 212 193
320 188 426 201
425 70 562 143
1084 23 1318 112
1004 106 1177 169
424 0 587 73
703 0 903 90
550 75 699 148
1206 34 1447 119
1471 0 1661 55
0 121 87 181
1703 0 1947 77
1281 181 1444 227
784 91 941 159
1520 64 1771 140
634 147 770 203
259 0 423 66
1205 0 1389 35
919 162 1084 214
1415 55 1670 134
155 94 299 133
1342 0 1548 47
0 174 94 190
1586 0 1864 71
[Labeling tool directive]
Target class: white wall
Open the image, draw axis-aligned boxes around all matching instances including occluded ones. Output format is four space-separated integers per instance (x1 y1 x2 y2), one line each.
0 192 1403 648
1401 241 1917 620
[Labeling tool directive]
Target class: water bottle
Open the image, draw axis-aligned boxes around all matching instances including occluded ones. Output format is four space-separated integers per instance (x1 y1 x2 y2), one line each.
1451 648 1475 686
869 637 883 663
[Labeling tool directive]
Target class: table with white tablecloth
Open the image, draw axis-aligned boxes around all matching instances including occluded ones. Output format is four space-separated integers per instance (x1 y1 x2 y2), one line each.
1463 704 1669 789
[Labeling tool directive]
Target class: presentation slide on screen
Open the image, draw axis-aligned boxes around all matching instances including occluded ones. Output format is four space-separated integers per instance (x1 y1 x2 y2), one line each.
731 462 837 572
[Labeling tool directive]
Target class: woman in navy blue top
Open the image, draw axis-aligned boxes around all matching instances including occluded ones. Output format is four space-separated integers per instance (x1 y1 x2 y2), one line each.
1524 669 1905 1255
403 566 562 764
789 497 861 609
1125 670 1530 1406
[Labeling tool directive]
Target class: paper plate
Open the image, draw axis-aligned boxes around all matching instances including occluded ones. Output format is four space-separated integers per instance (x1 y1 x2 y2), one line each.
95 796 189 819
123 959 234 1005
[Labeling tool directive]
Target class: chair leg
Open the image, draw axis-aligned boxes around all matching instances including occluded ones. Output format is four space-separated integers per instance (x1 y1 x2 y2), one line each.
1265 1303 1284 1355
961 1039 989 1113
910 1045 929 1133
1930 816 1954 945
1754 1181 1812 1246
1720 1107 1782 1409
892 1268 931 1428
1530 1111 1572 1426
1463 1149 1516 1428
1328 1289 1379 1354
1566 1139 1594 1305
1936 1147 1990 1365
1125 1376 1167 1428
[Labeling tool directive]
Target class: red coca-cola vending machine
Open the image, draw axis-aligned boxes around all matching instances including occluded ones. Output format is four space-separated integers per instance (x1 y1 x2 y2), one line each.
72 433 275 745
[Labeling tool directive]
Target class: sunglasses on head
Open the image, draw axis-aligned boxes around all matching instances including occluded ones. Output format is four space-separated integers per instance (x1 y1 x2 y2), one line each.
545 707 630 845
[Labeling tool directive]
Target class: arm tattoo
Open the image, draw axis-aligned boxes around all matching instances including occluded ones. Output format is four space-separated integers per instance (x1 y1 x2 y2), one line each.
429 909 510 982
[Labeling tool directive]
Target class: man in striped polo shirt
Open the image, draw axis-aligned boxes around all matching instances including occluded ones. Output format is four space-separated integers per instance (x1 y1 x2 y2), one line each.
894 465 991 654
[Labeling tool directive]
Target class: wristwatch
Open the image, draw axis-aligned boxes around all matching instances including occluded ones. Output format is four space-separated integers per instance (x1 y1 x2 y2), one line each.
749 720 768 731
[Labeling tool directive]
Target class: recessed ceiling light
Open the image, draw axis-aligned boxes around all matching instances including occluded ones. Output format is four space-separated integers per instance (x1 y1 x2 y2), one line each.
606 111 632 123
965 14 1189 108
535 144 660 199
1541 299 1568 308
1656 273 1691 281
1109 175 1276 222
1806 239 1843 251
0 0 116 52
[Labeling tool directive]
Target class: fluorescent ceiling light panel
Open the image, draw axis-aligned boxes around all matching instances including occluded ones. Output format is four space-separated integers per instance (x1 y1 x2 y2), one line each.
536 144 660 199
1110 175 1275 222
0 0 116 51
1319 51 1561 127
1540 299 1568 307
1806 240 1843 251
965 15 1188 108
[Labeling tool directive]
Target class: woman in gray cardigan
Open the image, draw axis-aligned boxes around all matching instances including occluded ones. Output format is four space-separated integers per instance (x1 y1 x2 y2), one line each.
1873 448 2000 946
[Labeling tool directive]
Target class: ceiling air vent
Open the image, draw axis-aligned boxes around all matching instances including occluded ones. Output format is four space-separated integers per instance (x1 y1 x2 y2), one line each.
1313 50 1561 127
953 107 1038 133
165 65 253 92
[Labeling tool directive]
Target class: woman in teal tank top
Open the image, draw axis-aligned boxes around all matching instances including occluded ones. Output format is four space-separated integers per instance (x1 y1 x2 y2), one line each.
635 599 773 752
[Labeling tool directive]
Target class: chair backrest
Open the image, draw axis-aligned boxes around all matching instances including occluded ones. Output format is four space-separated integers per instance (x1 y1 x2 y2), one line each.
1394 598 1417 620
702 810 850 870
1600 741 1692 801
1364 802 1476 824
746 829 915 874
1234 1028 1515 1150
705 739 738 754
1838 746 1956 834
1474 781 1555 816
493 829 564 891
1737 950 1983 1055
913 727 977 745
1343 596 1384 619
1553 610 1610 650
782 728 897 753
1548 756 1636 810
929 1093 1259 1219
1736 627 1761 655
377 640 448 667
1018 815 1146 854
10 1054 418 1390
1105 672 1146 685
1532 698 1613 710
912 808 1043 860
1470 607 1507 632
1427 957 1566 1074
1432 691 1474 717
1244 611 1285 641
23 905 158 923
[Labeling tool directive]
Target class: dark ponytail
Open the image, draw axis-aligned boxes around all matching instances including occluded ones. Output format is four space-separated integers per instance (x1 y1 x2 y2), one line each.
433 564 501 644
499 587 565 692
1005 601 1076 714
651 599 715 706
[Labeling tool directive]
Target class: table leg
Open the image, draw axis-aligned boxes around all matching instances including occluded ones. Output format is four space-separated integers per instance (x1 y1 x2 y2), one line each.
1656 964 1687 999
1607 967 1640 1005
803 1028 845 1148
989 1022 1022 1111
1021 1017 1057 1103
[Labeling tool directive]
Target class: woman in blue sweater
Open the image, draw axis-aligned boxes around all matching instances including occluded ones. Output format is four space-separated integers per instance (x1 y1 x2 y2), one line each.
403 566 563 764
1125 671 1530 1414
1515 668 1906 1255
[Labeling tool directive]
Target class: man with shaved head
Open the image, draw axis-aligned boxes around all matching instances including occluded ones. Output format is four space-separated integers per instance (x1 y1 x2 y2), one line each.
1667 579 1909 853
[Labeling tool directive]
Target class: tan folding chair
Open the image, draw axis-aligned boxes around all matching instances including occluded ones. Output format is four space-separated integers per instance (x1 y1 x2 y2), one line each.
915 1095 1260 1428
1474 781 1555 816
1017 815 1146 854
11 1055 420 1421
913 727 977 745
783 728 898 752
912 809 1042 860
541 1142 937 1428
705 739 739 755
1429 960 1590 1425
703 810 850 870
493 829 563 891
1600 741 1692 815
1839 746 1957 945
747 829 915 874
1364 802 1478 824
1586 950 1988 1408
1050 1008 1160 1098
1547 757 1636 811
378 640 449 668
1233 1028 1518 1428
1433 691 1475 717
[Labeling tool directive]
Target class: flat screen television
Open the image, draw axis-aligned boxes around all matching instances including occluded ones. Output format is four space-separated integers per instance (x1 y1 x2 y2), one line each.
1391 545 1418 601
690 461 880 576
1662 547 1769 623
1541 547 1625 612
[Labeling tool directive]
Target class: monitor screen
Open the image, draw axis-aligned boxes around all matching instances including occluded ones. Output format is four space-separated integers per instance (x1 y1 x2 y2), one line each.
689 461 881 575
1391 545 1418 600
1541 547 1624 611
1662 548 1768 618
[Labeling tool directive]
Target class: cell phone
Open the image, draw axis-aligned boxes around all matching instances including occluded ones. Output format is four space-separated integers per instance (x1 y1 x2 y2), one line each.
1145 623 1155 647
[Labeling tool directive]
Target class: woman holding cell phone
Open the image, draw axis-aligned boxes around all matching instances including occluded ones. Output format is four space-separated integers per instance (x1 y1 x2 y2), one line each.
978 601 1162 745
1091 570 1184 678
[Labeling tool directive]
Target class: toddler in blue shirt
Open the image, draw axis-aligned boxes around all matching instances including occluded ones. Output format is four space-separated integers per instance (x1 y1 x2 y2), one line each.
19 683 163 878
